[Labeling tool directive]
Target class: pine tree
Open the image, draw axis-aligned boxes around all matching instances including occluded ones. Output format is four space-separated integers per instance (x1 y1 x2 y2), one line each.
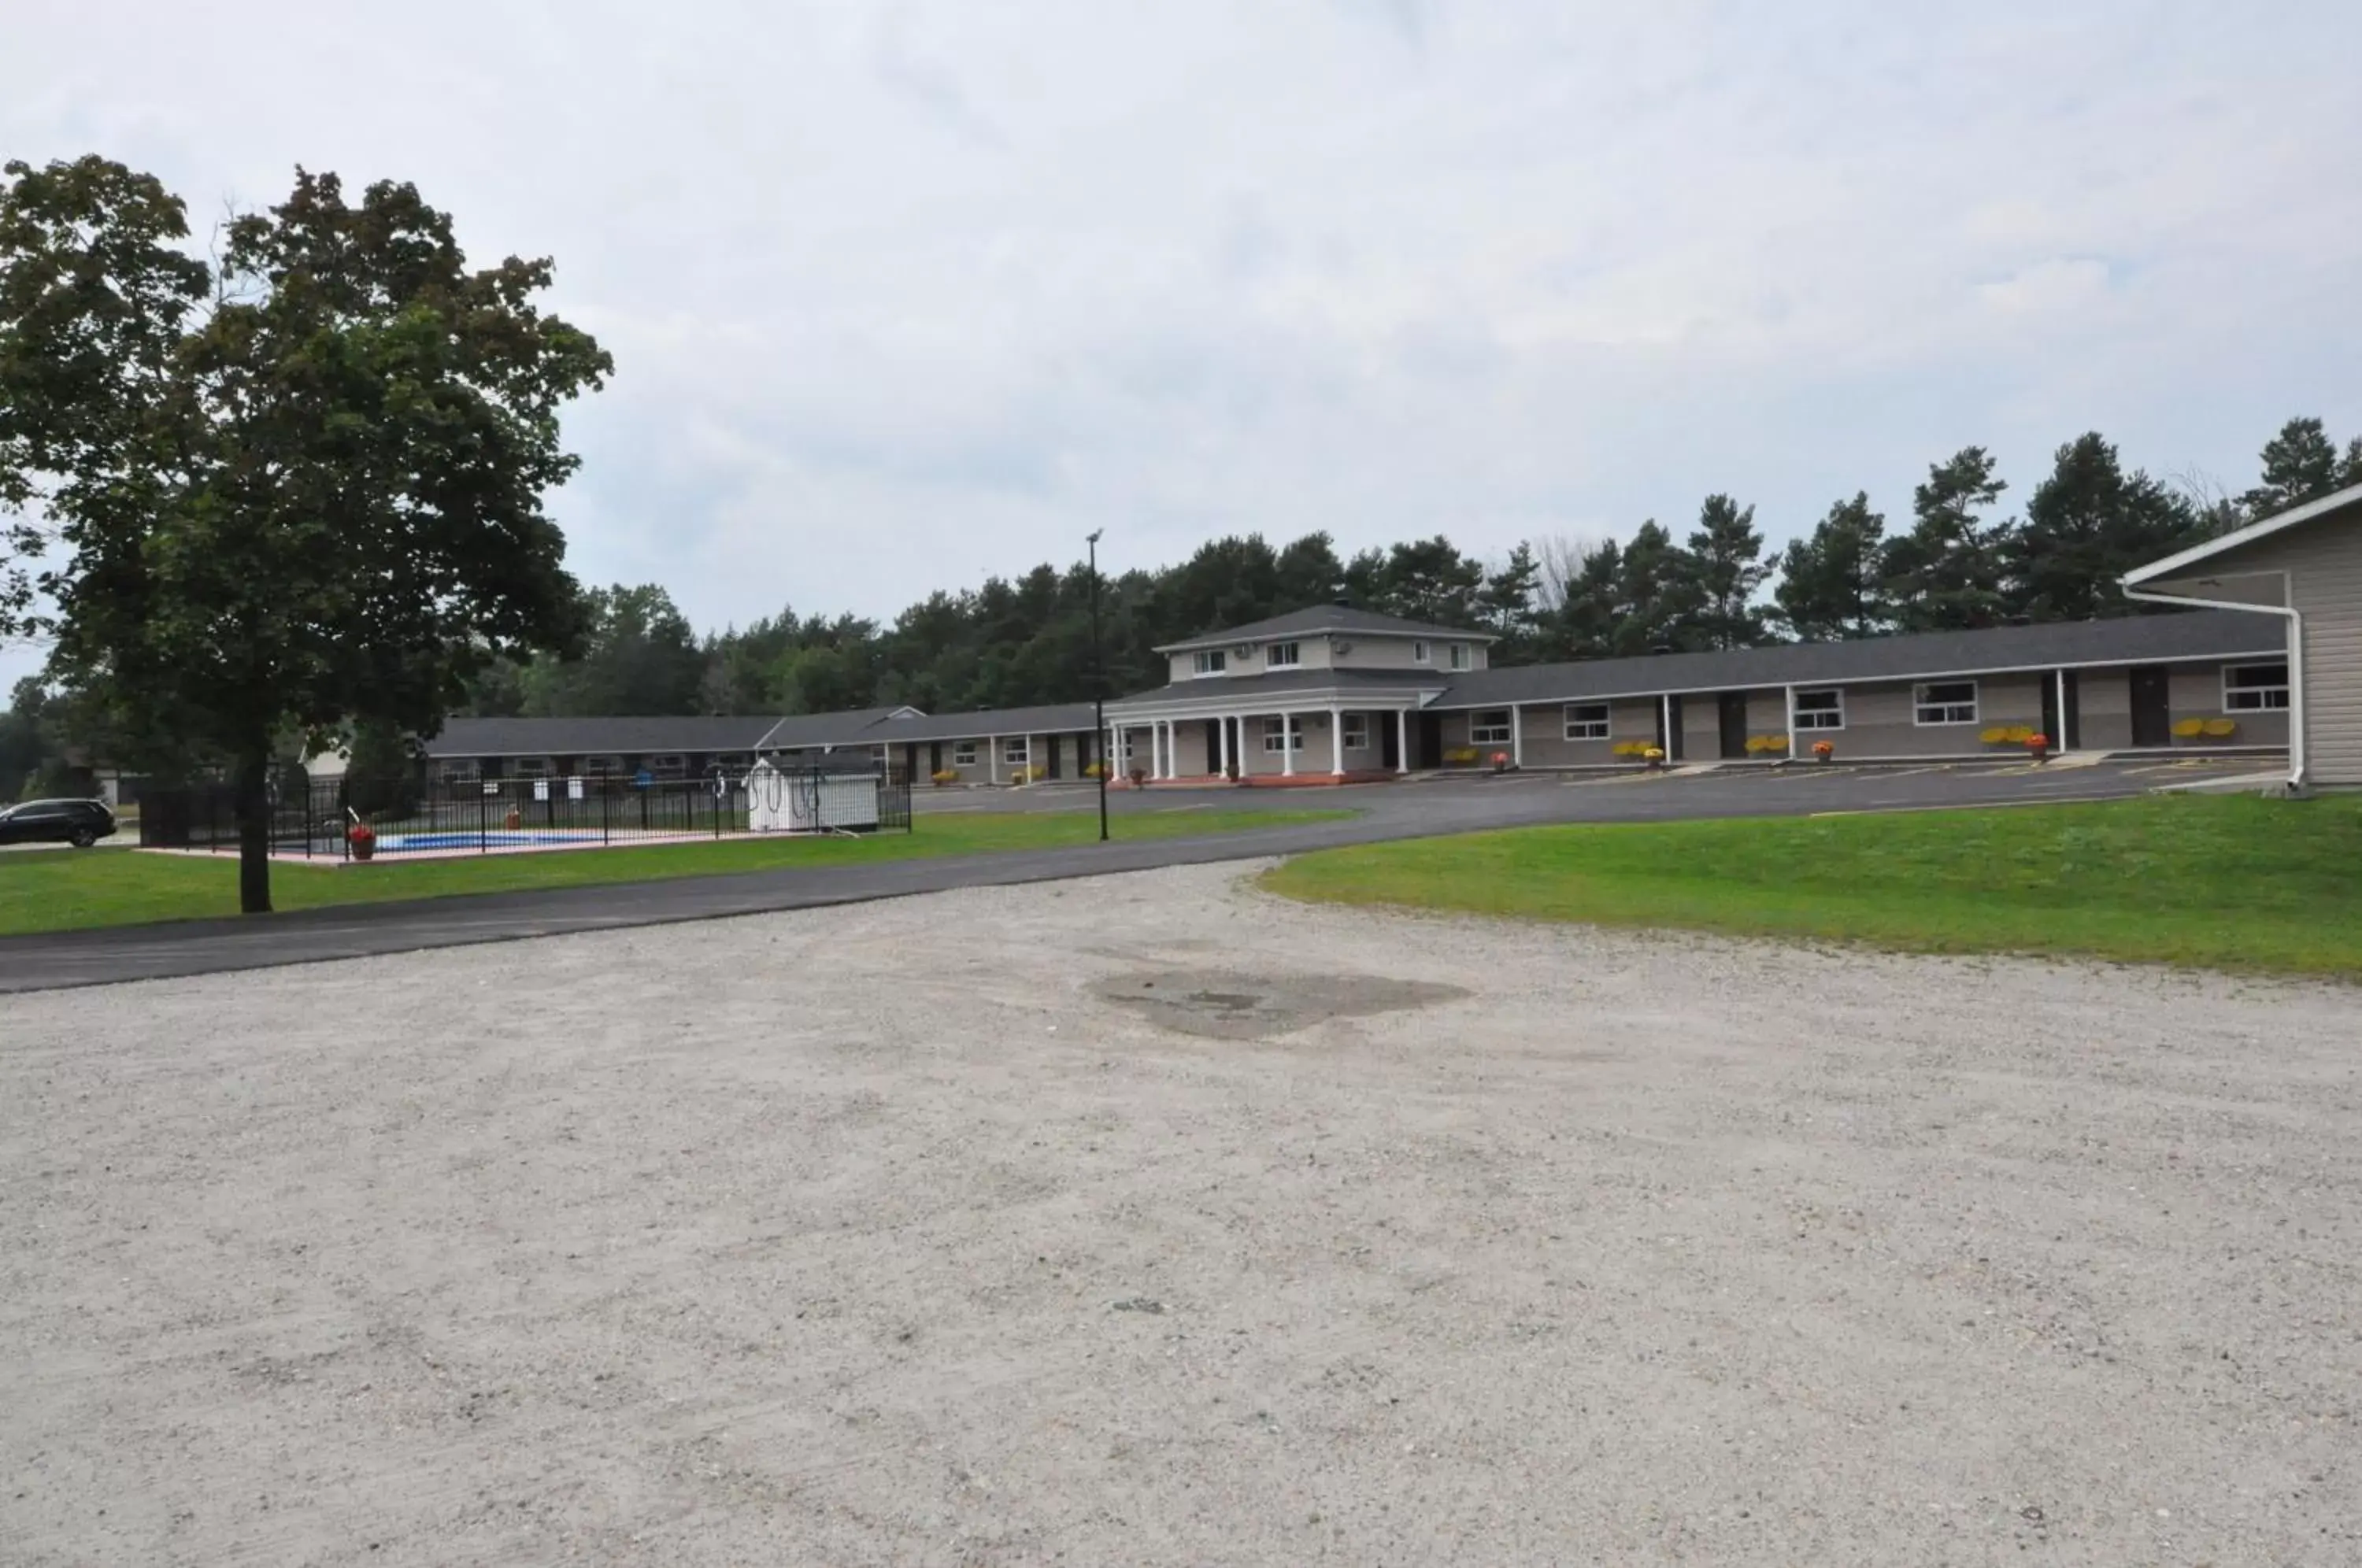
1684 494 1771 649
2007 433 2203 621
1616 521 1705 655
1543 539 1623 660
1477 543 1543 660
2242 417 2348 517
1771 493 1890 641
1883 448 2011 633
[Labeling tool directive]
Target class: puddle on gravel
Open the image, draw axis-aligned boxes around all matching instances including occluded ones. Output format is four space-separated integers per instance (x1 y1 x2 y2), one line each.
1090 968 1469 1041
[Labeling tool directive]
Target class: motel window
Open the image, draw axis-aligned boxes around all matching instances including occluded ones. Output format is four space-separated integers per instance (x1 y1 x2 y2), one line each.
1912 682 1979 726
1449 643 1471 671
1261 716 1305 753
439 760 480 784
1002 737 1031 764
1192 649 1227 677
511 756 552 778
1564 703 1610 741
2223 662 2289 711
1469 709 1513 745
1792 690 1845 730
1341 714 1369 749
1412 641 1431 664
1267 641 1302 670
643 753 688 778
952 741 979 766
579 754 624 776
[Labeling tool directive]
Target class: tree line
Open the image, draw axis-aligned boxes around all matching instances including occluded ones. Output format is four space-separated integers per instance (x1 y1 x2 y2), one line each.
436 416 2359 726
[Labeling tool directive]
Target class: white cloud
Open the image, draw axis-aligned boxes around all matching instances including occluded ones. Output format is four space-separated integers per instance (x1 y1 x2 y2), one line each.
6 0 2361 691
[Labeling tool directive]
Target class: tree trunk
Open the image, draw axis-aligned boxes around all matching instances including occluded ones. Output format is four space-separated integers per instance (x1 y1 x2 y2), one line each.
235 745 274 915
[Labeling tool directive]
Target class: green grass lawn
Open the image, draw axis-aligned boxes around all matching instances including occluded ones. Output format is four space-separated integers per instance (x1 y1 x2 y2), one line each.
1262 793 2362 980
0 807 1351 937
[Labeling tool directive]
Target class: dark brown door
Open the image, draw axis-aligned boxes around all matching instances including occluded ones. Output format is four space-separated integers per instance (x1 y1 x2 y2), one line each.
1718 693 1749 760
2130 667 2171 748
1417 712 1442 769
1380 712 1401 770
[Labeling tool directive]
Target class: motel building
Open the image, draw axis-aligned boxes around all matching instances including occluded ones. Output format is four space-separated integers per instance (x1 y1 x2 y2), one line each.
413 485 2362 793
1099 602 2290 781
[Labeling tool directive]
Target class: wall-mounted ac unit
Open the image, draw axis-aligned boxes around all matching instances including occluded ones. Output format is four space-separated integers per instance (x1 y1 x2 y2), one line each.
1332 639 1354 655
1233 645 1255 660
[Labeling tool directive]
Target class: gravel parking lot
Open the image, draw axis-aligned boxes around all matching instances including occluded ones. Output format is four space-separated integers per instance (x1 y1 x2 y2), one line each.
6 862 2358 1565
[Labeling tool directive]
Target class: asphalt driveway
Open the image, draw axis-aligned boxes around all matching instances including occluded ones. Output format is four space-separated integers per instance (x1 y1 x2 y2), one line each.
0 758 2267 994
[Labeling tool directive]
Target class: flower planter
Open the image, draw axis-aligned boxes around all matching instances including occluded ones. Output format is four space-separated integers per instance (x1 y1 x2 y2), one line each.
347 828 376 863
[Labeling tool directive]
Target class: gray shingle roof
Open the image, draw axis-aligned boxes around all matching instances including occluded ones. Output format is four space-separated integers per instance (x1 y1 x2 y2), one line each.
1155 604 1495 653
751 707 925 750
852 703 1104 745
1429 610 2286 709
423 714 784 758
1107 668 1453 709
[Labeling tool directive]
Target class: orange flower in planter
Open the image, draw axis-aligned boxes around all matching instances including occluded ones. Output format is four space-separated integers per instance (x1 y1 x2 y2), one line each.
1812 738 1834 760
1490 750 1511 772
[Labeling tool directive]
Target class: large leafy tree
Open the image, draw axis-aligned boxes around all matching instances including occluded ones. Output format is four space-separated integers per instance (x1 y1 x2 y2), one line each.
0 156 609 911
1882 447 2012 633
1539 538 1623 660
1683 494 1770 649
1772 492 1889 641
2006 433 2203 621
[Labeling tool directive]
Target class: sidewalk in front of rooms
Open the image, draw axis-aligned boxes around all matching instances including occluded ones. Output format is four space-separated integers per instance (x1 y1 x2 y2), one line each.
1093 744 2286 788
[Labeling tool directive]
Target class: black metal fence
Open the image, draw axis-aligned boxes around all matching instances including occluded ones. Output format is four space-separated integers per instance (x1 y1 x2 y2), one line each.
141 767 912 860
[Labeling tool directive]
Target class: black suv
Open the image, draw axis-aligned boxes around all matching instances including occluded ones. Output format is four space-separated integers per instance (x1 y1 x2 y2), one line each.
0 797 119 849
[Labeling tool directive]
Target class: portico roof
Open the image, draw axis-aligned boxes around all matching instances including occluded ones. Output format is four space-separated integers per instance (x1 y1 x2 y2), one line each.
1105 667 1449 719
1153 604 1494 655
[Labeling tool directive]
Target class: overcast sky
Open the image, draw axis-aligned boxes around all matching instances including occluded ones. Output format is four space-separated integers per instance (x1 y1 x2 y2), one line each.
7 1 2360 690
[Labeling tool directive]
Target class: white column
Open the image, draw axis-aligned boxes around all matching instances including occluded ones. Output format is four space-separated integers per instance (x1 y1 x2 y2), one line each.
1282 713 1297 777
2055 668 2069 749
1783 685 1795 761
1162 720 1175 780
1217 715 1231 776
989 735 1001 786
1025 733 1034 781
1330 707 1344 775
1511 705 1523 768
1660 693 1673 759
1397 708 1410 774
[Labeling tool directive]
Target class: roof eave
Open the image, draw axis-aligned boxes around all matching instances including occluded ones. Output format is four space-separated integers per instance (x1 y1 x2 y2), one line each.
2122 479 2362 587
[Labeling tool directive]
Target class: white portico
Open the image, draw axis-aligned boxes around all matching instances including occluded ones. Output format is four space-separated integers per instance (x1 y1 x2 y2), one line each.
1101 605 1491 782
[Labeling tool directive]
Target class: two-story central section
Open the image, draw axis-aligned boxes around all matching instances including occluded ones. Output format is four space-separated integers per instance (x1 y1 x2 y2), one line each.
1104 606 1494 780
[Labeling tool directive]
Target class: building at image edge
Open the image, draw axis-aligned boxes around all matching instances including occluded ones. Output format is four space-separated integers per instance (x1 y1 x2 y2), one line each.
409 605 2290 787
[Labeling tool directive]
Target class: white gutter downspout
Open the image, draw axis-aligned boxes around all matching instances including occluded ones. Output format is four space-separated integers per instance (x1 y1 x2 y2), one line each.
2123 575 2305 793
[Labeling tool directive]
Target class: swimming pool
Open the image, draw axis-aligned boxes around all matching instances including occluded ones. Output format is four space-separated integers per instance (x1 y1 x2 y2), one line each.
374 831 605 852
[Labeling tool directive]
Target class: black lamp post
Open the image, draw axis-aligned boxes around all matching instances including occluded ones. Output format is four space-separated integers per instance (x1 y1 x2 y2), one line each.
1087 529 1109 842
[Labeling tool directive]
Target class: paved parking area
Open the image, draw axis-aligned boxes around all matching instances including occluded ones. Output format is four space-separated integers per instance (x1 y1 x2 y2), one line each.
0 759 2272 994
5 862 2353 1565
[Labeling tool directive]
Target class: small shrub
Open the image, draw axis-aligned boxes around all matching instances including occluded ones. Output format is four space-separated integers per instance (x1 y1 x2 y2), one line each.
930 768 960 786
1442 746 1480 766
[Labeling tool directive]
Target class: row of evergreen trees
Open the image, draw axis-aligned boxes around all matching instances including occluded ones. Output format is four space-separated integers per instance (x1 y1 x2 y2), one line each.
2 415 2353 796
454 416 2356 723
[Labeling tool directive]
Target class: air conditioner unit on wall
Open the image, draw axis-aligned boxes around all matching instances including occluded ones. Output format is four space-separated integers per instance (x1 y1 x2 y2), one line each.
1332 639 1353 655
1233 645 1255 660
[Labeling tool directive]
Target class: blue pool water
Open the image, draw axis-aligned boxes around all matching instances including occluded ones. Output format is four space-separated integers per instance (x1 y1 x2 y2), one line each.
376 831 605 851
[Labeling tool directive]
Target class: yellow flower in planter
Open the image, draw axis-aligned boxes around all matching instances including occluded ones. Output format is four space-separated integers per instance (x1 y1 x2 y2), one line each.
2170 718 2205 739
2201 717 2237 738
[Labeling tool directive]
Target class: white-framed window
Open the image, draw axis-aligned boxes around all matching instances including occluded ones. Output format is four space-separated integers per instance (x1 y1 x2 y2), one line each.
952 741 979 766
1470 709 1513 745
511 756 552 778
1266 641 1301 670
1001 737 1031 764
1412 641 1431 664
1449 643 1471 671
579 754 624 775
1341 714 1369 749
1564 703 1610 741
1261 716 1305 753
1791 689 1845 730
643 753 688 777
1912 681 1979 726
1192 649 1227 677
2223 662 2289 711
439 760 480 784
